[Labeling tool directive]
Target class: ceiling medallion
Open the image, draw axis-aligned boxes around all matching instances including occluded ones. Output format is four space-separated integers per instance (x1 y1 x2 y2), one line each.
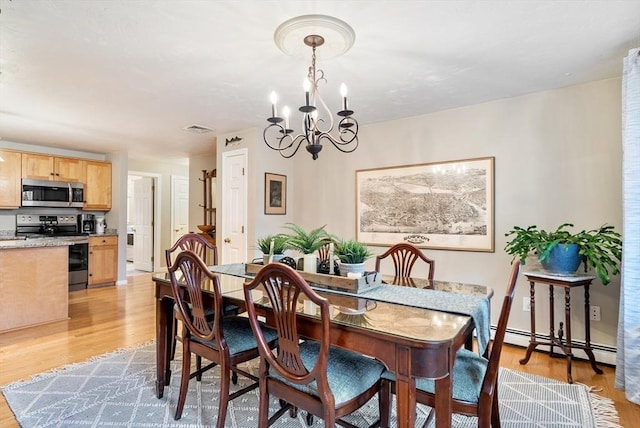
274 14 355 60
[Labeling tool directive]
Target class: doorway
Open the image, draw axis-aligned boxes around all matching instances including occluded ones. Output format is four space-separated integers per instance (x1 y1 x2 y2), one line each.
127 172 160 273
221 148 248 264
171 175 189 245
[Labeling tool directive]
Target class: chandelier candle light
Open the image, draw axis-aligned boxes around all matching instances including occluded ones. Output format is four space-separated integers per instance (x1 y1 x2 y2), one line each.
264 16 359 160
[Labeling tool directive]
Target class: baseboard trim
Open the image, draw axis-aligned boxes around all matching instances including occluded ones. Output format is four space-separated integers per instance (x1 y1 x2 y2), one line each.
116 279 128 286
496 326 617 366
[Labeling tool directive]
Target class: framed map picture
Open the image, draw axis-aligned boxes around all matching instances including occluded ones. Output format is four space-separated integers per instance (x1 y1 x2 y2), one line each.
356 157 494 252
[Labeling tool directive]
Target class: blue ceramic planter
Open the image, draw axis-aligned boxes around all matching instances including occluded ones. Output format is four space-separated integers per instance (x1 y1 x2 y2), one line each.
541 243 582 275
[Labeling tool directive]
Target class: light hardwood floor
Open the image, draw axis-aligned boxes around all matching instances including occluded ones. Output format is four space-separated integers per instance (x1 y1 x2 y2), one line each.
0 272 637 427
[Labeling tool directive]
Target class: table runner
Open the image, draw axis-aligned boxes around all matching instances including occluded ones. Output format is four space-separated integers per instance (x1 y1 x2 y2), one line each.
323 284 491 355
211 263 491 355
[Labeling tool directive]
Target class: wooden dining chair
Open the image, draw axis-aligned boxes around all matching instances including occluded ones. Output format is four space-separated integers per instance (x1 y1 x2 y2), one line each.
165 232 218 267
317 237 333 262
375 242 435 280
165 232 229 371
167 250 278 427
379 259 521 428
244 263 386 428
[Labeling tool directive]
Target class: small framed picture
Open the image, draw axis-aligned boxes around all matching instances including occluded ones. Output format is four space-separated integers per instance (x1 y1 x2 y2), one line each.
264 173 287 215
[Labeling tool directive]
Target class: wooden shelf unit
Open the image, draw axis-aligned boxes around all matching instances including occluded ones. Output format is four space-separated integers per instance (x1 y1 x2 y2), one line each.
199 169 216 228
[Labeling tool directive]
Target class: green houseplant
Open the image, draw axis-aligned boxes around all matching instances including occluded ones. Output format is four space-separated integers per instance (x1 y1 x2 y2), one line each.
504 223 622 285
334 239 373 264
256 234 289 264
282 223 328 272
282 223 328 254
334 239 373 277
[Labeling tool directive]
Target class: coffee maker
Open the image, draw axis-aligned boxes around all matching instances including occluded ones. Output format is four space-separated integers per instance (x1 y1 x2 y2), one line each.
78 214 96 234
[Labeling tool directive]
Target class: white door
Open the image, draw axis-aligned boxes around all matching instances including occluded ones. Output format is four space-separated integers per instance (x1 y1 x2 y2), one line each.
133 176 154 272
171 175 189 244
221 148 247 263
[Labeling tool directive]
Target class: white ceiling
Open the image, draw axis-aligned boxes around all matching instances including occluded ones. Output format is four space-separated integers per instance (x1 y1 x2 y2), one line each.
1 0 639 162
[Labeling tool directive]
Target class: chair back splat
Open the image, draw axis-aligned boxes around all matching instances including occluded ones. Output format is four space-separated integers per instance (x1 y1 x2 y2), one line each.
166 232 218 268
375 242 435 280
169 252 219 342
244 263 385 428
317 237 333 263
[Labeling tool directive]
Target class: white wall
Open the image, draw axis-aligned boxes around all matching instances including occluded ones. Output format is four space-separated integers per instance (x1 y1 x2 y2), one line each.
106 151 128 284
289 78 623 349
250 131 296 259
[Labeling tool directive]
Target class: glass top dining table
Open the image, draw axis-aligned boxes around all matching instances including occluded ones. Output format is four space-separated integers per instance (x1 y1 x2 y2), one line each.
153 263 492 428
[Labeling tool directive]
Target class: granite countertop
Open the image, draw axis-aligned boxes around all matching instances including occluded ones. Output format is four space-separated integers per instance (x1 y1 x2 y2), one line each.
89 229 119 237
0 230 17 239
0 226 119 248
0 229 116 249
0 238 73 249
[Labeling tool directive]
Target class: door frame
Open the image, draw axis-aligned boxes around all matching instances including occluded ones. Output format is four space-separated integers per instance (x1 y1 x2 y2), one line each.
128 171 161 272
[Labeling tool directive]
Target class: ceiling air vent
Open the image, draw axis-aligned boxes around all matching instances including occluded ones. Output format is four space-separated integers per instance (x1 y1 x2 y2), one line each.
183 124 213 133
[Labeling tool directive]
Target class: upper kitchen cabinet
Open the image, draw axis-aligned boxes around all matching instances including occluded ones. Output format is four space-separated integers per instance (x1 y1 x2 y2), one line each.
22 153 84 182
0 150 22 209
84 160 112 211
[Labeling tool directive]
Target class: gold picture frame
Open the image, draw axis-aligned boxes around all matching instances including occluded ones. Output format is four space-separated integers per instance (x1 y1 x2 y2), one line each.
356 156 495 252
264 173 287 215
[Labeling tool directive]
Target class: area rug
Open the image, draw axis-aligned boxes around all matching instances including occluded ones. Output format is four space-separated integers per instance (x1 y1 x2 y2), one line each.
2 342 621 427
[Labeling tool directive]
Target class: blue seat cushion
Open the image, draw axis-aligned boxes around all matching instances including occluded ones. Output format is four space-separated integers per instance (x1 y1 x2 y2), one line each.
176 302 240 318
220 302 242 315
382 348 488 404
191 316 277 356
271 341 385 406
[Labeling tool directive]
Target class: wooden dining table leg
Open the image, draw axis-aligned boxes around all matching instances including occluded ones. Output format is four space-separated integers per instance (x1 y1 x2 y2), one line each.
394 375 417 427
394 346 417 428
434 374 453 428
391 361 454 427
155 295 173 398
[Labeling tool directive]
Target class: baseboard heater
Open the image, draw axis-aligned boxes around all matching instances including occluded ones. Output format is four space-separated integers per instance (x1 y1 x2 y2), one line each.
489 326 618 366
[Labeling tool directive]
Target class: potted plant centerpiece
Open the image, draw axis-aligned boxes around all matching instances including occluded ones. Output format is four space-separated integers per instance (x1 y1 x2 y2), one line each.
504 223 622 285
334 239 373 277
282 223 328 273
256 234 289 264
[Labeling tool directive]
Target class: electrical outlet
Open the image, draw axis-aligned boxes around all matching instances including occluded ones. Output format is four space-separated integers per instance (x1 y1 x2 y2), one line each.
590 305 601 321
522 297 530 312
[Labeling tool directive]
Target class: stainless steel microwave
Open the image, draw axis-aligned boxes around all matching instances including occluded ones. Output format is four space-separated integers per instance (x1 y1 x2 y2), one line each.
21 179 85 208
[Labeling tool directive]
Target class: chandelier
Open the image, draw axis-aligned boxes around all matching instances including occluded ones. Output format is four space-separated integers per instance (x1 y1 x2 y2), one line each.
264 16 358 160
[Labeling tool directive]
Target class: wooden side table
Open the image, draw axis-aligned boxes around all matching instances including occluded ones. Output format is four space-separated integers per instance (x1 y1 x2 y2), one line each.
519 271 603 383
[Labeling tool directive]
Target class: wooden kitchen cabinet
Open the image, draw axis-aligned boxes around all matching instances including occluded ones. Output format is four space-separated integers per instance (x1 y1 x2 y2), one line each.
22 153 84 182
0 150 22 209
84 160 112 211
89 235 118 287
